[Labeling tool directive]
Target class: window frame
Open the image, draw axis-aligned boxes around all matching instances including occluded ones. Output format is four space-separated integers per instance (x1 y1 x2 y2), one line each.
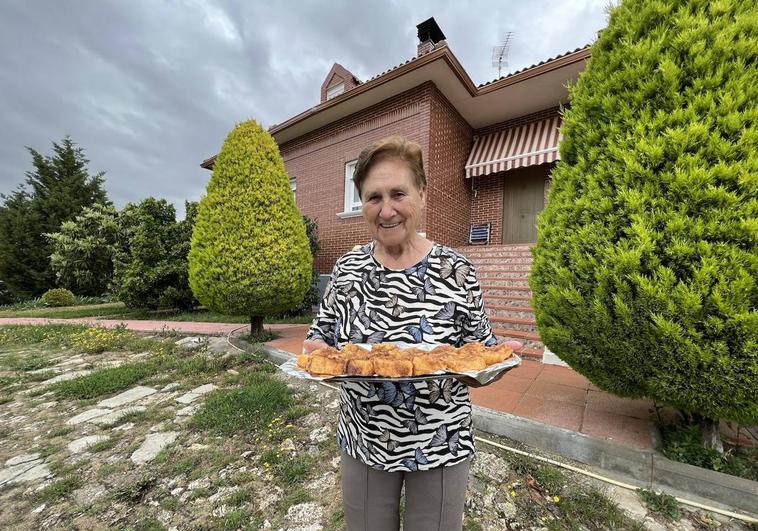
342 159 362 214
326 82 345 100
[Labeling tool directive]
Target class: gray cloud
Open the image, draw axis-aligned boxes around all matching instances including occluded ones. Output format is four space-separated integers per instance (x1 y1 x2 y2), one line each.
0 0 607 218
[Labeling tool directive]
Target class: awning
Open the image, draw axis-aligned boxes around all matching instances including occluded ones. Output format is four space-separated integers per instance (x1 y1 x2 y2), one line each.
465 116 562 178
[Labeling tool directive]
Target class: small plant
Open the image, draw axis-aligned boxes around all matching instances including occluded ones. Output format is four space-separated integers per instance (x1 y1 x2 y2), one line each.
112 475 157 503
35 476 83 502
637 489 680 520
244 330 280 344
190 372 296 434
41 288 76 307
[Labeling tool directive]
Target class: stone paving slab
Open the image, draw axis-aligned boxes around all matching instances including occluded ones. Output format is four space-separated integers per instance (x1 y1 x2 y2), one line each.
89 406 146 425
68 435 109 453
66 408 111 425
131 432 178 464
41 370 92 386
96 385 156 408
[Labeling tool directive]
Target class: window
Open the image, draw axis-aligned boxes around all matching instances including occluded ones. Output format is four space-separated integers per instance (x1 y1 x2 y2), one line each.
290 178 296 200
326 82 345 100
344 160 361 212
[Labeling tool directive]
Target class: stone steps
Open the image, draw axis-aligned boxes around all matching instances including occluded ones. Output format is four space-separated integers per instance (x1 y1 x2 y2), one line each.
459 243 545 360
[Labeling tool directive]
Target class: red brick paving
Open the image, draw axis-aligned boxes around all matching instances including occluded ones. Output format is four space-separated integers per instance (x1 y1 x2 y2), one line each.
0 318 657 450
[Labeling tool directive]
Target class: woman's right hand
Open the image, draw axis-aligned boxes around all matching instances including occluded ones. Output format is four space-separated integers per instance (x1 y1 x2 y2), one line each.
302 338 328 353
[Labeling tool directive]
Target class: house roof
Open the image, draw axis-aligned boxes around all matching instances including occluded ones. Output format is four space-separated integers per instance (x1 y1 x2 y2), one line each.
201 43 591 169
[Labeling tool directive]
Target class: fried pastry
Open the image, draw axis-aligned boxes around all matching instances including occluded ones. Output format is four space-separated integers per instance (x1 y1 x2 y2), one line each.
342 343 371 360
444 354 487 372
373 356 413 378
371 343 402 357
296 354 312 370
483 343 513 365
346 358 375 376
412 355 446 376
308 354 347 376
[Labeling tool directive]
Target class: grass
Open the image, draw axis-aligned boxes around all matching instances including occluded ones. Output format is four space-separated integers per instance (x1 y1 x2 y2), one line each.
637 488 680 520
52 361 157 399
658 422 758 482
548 487 643 530
190 371 300 434
112 475 157 503
35 476 83 503
0 300 315 325
259 449 316 486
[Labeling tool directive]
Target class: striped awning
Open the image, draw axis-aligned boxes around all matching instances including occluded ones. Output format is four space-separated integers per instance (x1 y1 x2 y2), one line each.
465 116 562 178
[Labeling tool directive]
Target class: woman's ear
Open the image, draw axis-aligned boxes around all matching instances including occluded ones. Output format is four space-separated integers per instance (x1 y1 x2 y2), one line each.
419 186 427 208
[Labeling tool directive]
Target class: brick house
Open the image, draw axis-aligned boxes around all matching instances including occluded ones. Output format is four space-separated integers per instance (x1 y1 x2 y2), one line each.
201 18 590 361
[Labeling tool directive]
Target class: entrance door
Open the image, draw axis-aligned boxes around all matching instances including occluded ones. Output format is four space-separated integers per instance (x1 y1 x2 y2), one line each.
502 165 546 244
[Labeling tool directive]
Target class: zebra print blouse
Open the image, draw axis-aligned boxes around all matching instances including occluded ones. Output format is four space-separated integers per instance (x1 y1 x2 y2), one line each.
306 242 496 472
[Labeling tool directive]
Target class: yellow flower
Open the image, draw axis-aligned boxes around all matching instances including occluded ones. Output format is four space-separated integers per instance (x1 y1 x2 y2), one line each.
553 495 560 503
510 491 517 497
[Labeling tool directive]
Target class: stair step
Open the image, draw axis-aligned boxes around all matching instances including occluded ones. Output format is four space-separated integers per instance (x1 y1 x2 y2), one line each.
488 316 537 333
486 303 534 313
514 346 544 360
484 294 532 302
474 264 533 271
492 327 541 341
477 271 530 280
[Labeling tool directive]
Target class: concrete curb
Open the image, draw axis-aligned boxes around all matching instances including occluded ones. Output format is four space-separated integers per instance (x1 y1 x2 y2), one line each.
261 345 758 518
474 406 757 518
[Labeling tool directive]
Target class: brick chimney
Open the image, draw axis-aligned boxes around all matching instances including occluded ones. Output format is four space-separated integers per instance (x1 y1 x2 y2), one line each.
416 17 446 56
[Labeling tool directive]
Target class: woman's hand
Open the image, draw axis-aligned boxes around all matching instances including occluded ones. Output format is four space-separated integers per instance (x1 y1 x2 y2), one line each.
302 338 328 354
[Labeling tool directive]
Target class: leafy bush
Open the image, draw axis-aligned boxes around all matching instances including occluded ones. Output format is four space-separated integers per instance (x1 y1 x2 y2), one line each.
112 198 198 310
41 288 76 307
659 422 758 481
530 0 758 428
0 280 15 306
47 203 119 296
637 489 680 520
189 120 312 333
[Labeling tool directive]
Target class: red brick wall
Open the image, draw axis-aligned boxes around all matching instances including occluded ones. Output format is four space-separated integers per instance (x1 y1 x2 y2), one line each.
426 87 473 247
281 83 435 273
469 173 505 245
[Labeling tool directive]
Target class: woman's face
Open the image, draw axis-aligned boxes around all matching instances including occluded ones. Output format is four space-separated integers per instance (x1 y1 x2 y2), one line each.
361 155 426 248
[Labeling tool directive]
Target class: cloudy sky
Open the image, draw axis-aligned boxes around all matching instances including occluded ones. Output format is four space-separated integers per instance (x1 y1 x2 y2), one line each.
0 0 608 218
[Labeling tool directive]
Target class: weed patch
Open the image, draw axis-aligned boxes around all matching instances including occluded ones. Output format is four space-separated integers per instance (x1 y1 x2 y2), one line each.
35 476 83 503
52 362 156 399
112 475 157 503
637 489 680 520
190 372 296 434
659 423 758 481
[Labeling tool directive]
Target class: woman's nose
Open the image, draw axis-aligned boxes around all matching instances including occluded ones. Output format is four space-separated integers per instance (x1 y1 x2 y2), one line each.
379 202 396 219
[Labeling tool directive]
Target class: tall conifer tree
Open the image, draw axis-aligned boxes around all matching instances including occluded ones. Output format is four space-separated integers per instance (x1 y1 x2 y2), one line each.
0 136 109 298
530 0 757 450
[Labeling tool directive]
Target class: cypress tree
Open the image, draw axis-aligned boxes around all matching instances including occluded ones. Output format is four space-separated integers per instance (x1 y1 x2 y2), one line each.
530 0 757 451
189 120 312 335
0 136 109 298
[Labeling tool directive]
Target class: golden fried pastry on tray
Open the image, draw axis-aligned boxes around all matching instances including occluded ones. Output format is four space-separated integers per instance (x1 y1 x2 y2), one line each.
296 342 516 378
373 356 413 378
308 355 346 376
346 358 374 376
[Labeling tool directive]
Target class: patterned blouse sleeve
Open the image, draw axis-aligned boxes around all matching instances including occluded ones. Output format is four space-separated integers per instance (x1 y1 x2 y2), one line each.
305 262 341 347
460 261 497 346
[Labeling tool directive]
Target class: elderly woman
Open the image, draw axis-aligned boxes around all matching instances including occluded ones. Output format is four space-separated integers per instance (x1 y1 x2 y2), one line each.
303 136 519 531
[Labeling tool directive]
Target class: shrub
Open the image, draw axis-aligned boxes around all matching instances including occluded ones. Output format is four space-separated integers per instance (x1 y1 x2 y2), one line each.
47 203 119 296
112 199 198 310
529 0 758 440
189 120 312 334
41 288 76 307
0 280 15 306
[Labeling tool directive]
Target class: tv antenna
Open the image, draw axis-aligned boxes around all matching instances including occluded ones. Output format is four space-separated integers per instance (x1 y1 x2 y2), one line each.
492 32 514 78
